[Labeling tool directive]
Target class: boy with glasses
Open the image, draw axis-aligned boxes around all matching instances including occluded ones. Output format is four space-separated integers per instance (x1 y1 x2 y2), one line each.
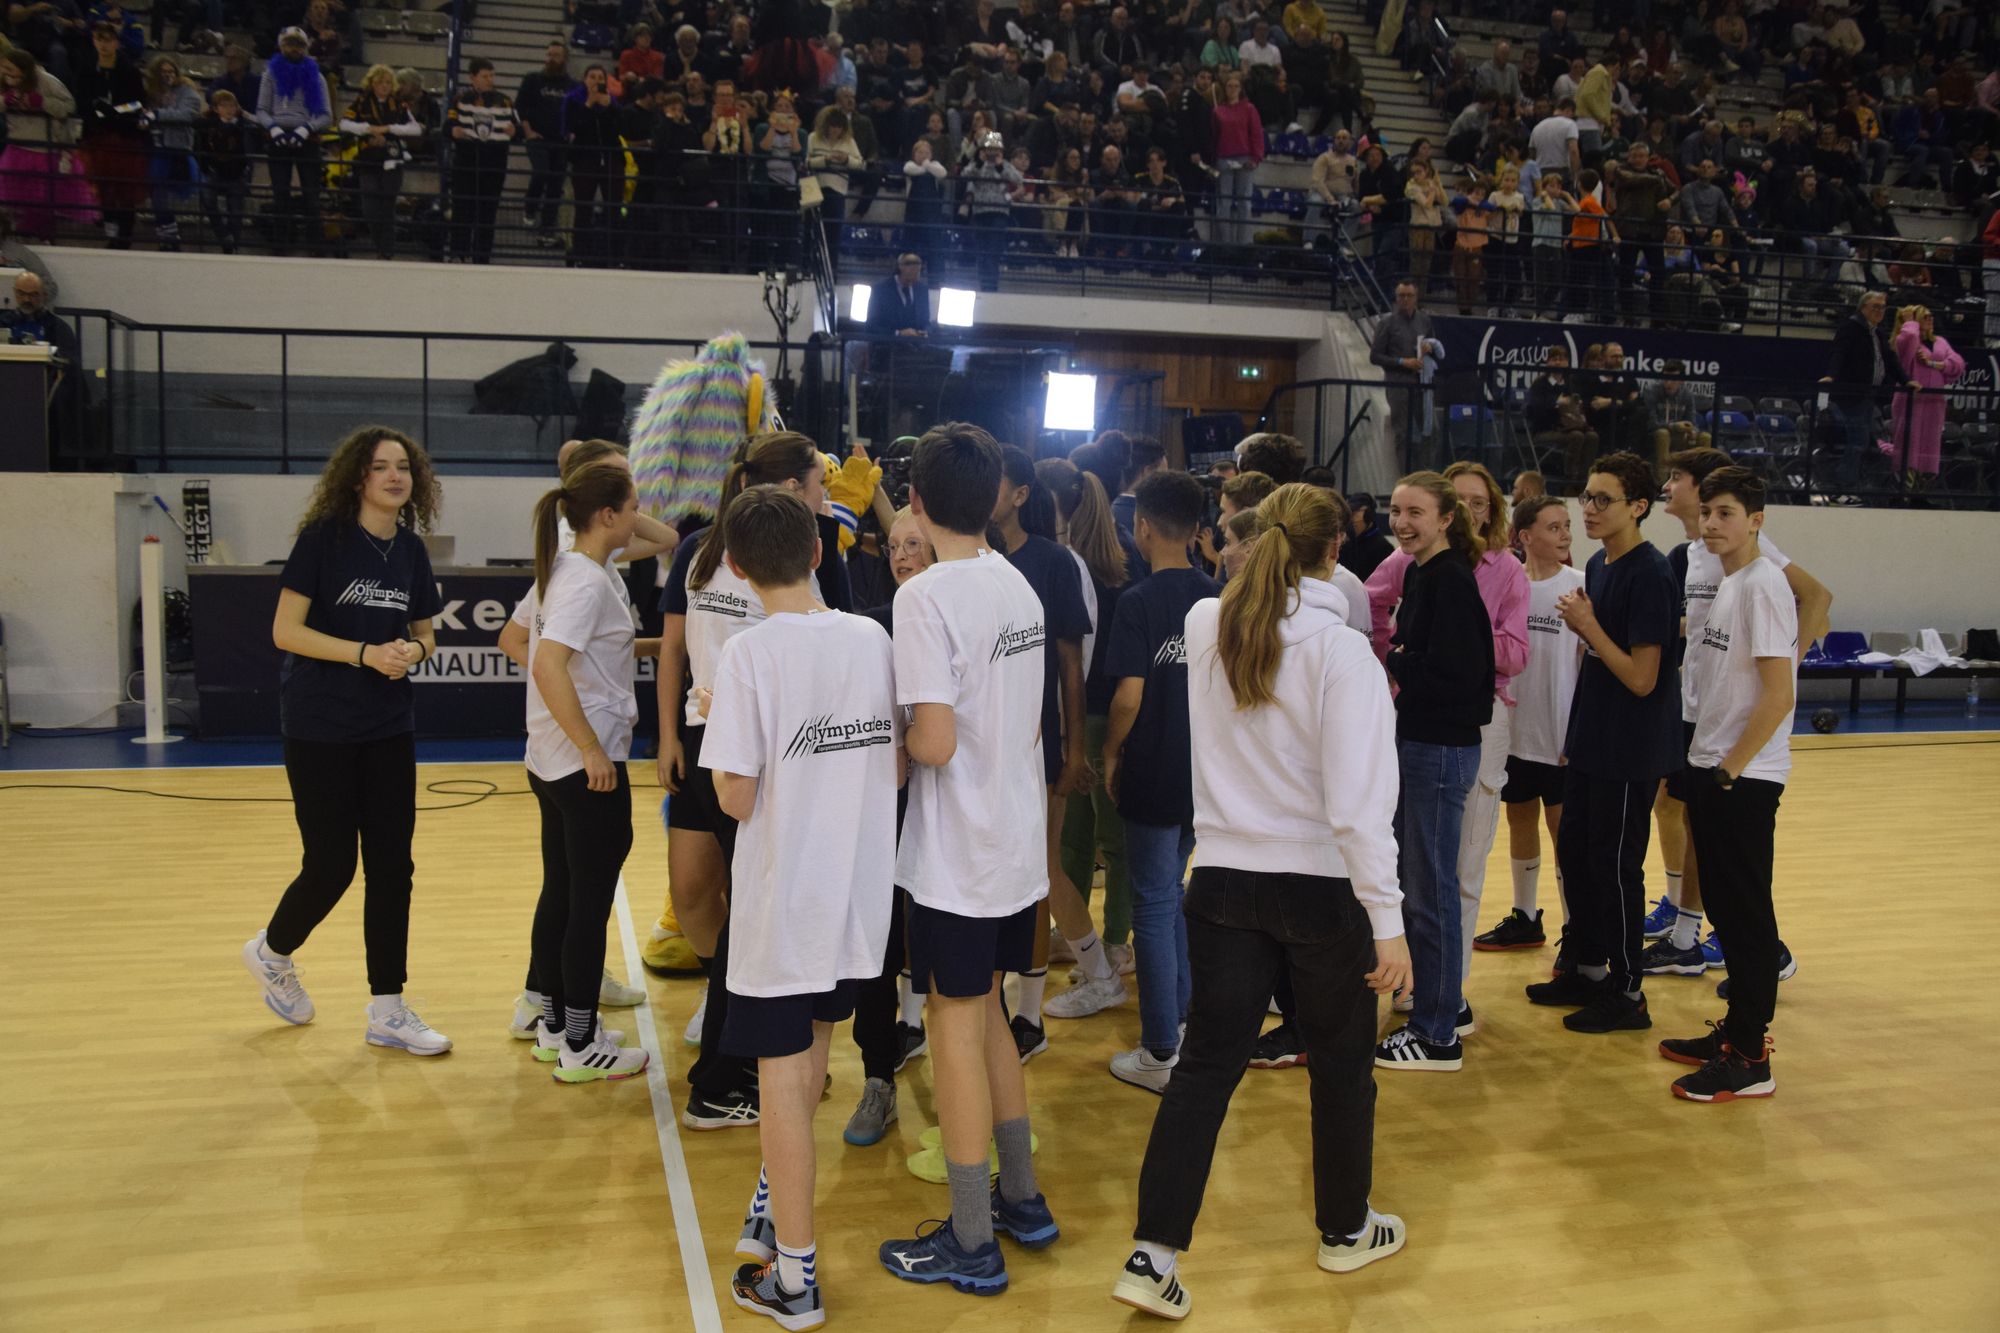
1527 453 1680 1036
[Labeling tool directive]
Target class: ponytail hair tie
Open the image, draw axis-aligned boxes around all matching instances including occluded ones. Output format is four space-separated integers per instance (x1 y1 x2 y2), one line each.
1272 521 1290 538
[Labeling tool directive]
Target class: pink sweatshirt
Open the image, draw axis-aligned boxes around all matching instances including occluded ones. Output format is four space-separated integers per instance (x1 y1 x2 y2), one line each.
1367 547 1530 704
1211 99 1266 163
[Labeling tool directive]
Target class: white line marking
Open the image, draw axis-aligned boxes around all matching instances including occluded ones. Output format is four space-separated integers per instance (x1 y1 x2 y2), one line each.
614 875 724 1333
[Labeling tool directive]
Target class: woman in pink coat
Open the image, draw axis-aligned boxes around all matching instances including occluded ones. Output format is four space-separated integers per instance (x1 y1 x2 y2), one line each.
1889 304 1964 487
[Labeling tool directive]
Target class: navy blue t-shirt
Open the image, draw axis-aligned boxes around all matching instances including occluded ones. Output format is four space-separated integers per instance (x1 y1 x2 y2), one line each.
1005 533 1093 785
1563 541 1683 781
658 513 851 617
1083 561 1130 716
278 520 442 743
1105 566 1218 827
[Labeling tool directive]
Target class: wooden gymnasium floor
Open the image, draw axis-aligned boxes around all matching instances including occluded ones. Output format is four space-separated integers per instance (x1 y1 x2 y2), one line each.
4 734 1998 1332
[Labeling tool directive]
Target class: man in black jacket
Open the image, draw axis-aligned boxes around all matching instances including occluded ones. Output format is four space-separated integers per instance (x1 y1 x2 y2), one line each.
1369 280 1442 470
866 253 932 334
1820 290 1897 498
518 41 575 247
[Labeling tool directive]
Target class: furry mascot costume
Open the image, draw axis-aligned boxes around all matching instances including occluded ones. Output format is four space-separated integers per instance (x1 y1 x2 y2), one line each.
628 330 772 529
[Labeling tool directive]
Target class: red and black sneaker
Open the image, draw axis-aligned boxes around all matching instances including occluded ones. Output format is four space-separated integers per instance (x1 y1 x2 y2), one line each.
1474 908 1547 952
1659 1020 1730 1067
1671 1045 1775 1103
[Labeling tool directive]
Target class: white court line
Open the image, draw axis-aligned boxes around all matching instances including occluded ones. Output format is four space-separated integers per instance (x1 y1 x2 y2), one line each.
614 875 725 1333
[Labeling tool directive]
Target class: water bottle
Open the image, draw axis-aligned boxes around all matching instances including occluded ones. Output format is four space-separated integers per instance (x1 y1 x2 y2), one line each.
1968 680 1980 720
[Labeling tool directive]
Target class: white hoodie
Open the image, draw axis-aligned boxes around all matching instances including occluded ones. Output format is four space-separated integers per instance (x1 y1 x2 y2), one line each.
1185 576 1405 940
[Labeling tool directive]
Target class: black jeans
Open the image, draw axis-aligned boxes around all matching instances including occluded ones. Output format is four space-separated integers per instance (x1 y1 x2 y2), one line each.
687 813 754 1100
526 763 634 1018
452 148 508 262
266 733 417 995
1686 767 1784 1050
267 143 323 251
1135 867 1379 1250
1556 768 1658 995
852 887 912 1084
354 164 399 259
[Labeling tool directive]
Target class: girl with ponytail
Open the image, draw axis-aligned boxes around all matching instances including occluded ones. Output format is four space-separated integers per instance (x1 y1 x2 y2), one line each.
515 459 658 1082
1036 456 1137 999
1121 482 1410 1308
1372 470 1495 1074
659 431 844 1123
1436 463 1531 969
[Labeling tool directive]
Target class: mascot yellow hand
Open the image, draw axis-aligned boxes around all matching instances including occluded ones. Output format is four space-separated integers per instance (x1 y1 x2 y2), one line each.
823 450 882 554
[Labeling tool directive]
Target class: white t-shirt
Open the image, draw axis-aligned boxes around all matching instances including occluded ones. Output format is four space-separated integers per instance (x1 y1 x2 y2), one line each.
1068 546 1100 674
1682 534 1788 720
679 547 767 727
892 551 1049 918
1510 564 1585 765
1239 37 1282 67
511 526 639 634
1330 564 1371 636
702 610 902 996
1687 554 1796 783
521 550 638 781
1529 114 1578 170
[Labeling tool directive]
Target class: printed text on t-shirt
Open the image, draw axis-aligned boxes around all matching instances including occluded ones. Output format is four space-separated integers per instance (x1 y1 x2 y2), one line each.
784 713 897 759
991 620 1046 661
336 579 412 612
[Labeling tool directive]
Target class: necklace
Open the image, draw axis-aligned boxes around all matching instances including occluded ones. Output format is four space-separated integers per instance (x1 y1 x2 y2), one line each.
359 523 398 562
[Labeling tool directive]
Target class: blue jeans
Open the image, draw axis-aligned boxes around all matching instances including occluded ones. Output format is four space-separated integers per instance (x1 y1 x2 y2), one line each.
1829 397 1877 491
1126 819 1195 1055
1396 739 1477 1046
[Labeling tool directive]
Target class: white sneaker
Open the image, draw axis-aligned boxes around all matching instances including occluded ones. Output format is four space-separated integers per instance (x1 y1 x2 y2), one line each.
554 1031 650 1083
1109 1045 1177 1094
242 931 314 1025
534 1018 626 1063
366 1002 452 1056
599 968 645 1007
1071 942 1135 981
508 992 540 1039
1112 1250 1190 1320
1317 1209 1406 1273
1042 974 1128 1019
684 995 707 1047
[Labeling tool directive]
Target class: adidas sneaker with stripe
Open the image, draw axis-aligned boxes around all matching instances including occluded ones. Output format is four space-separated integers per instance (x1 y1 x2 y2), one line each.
1317 1209 1406 1273
534 1018 626 1063
1373 1025 1463 1071
552 1030 649 1083
1111 1251 1190 1320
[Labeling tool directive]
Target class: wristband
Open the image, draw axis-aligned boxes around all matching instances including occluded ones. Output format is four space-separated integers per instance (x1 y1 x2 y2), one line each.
356 641 367 667
1715 766 1736 790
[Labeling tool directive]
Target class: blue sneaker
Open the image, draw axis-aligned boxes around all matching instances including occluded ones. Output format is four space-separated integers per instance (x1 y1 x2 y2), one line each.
878 1219 1008 1295
1641 895 1677 940
1716 943 1795 999
991 1185 1060 1249
1701 930 1725 970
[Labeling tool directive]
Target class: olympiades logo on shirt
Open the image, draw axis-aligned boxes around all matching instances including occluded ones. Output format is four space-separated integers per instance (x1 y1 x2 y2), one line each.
1527 611 1566 636
991 621 1046 662
783 713 896 760
1153 634 1188 668
1684 576 1721 607
335 579 411 612
692 588 754 619
1699 625 1731 653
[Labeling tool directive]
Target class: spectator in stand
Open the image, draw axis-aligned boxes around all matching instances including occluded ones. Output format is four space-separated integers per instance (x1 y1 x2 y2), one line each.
700 13 755 90
1200 16 1240 72
1239 19 1281 71
1525 346 1594 485
6 0 85 86
962 129 1023 286
1723 113 1765 183
1575 51 1622 163
304 0 343 83
145 54 203 252
1531 95 1582 180
901 136 948 263
1712 5 1759 81
342 64 420 262
819 32 857 96
1282 0 1324 44
701 76 753 251
210 43 260 116
1321 29 1364 135
1281 28 1333 135
1539 8 1585 73
394 69 439 159
1135 146 1186 256
866 251 931 335
1673 156 1737 236
1887 303 1964 491
662 25 700 81
1775 169 1848 285
1951 141 1995 212
565 64 623 265
76 22 150 249
1477 40 1523 110
992 47 1033 138
620 23 667 83
1047 144 1089 258
258 26 332 255
449 58 518 265
1311 126 1358 225
807 104 861 266
1820 290 1896 499
1606 139 1675 319
830 84 879 217
1982 206 2000 346
894 36 937 156
1034 50 1082 117
194 89 252 252
1836 86 1892 186
518 42 575 249
1404 156 1445 298
1 50 91 240
1088 140 1138 260
654 90 712 258
1644 358 1711 466
2 270 82 446
1680 116 1730 178
85 0 143 60
1210 69 1261 246
944 46 997 147
1370 280 1441 470
1890 90 1952 191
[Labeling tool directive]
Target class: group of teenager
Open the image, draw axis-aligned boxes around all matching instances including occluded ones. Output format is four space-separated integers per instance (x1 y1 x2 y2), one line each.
236 408 1830 1327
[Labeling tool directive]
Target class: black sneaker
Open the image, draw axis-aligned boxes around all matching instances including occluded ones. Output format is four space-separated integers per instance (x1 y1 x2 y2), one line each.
1640 938 1709 976
1563 990 1652 1033
1010 1014 1048 1064
730 1260 824 1328
894 1021 929 1072
1456 1003 1475 1038
682 1086 761 1131
1658 1020 1729 1067
1248 1021 1306 1069
1671 1048 1775 1102
1473 908 1546 951
1373 1025 1463 1071
1525 971 1605 1008
1716 943 1796 999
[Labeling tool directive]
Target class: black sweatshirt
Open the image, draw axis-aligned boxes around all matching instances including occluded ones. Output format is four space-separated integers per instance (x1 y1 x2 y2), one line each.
1386 547 1494 747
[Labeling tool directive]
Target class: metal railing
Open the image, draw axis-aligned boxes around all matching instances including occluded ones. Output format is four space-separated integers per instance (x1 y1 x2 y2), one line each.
1255 375 1386 492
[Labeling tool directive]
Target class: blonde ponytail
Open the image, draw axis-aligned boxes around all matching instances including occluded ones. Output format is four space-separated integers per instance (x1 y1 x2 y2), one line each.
1036 456 1128 588
1215 482 1341 709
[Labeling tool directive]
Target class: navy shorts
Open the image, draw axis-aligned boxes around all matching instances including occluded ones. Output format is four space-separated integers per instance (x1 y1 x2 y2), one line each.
1501 756 1566 805
1662 720 1699 803
722 979 861 1059
666 722 733 841
906 899 1038 998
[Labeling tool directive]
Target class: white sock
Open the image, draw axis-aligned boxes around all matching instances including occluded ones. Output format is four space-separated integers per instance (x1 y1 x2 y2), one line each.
1664 869 1683 908
1135 1240 1177 1275
749 1164 771 1220
258 938 289 964
1554 868 1569 926
1510 857 1540 914
1345 1207 1392 1244
1580 963 1609 981
1069 930 1113 982
523 988 545 1008
369 993 403 1020
776 1240 816 1293
1670 909 1702 951
649 923 681 942
1017 968 1048 1018
898 971 924 1028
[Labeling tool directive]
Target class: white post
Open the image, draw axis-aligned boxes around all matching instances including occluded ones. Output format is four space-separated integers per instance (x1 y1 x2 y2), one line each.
134 537 182 746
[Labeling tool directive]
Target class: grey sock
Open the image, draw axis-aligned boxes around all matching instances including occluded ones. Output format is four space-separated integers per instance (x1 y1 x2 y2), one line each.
946 1156 995 1249
994 1116 1039 1206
